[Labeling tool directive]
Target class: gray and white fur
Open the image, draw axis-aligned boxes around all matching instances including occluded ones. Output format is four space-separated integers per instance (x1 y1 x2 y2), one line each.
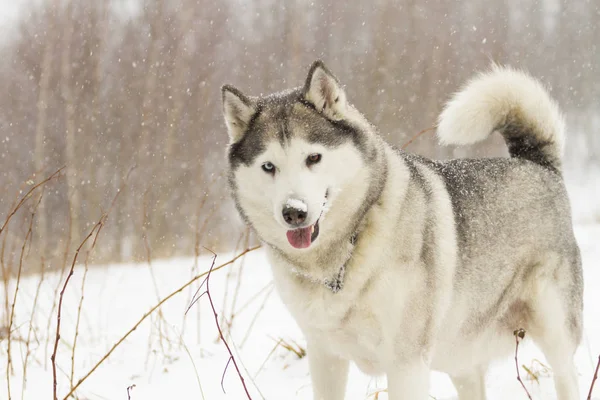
221 61 583 400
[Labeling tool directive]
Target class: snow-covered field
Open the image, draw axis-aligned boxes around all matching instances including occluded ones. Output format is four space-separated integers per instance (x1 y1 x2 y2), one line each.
2 224 599 400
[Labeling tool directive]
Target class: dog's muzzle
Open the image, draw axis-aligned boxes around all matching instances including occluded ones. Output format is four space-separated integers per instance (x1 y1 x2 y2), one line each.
282 195 326 249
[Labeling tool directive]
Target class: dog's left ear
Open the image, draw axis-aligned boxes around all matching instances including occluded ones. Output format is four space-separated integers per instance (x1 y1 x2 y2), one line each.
222 85 256 143
303 60 348 120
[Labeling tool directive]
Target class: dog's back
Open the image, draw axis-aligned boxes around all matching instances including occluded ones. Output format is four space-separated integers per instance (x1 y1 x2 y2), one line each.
427 67 583 398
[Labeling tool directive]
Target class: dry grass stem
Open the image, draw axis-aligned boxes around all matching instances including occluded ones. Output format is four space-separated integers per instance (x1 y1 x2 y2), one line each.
186 248 252 398
175 327 206 400
588 355 600 400
234 281 274 317
0 167 64 238
271 337 306 359
367 388 388 399
513 328 532 400
218 231 246 339
240 286 274 348
127 384 136 400
21 257 45 399
62 245 260 400
228 228 251 326
142 188 170 355
69 220 103 389
0 168 62 400
254 338 282 380
51 218 104 400
401 126 436 150
6 199 38 400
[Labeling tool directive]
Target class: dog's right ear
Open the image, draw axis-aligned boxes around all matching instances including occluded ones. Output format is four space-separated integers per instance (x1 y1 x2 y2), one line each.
222 85 256 143
303 60 348 121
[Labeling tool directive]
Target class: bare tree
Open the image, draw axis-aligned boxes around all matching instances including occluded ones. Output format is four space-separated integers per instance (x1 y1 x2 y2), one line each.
0 0 598 268
60 1 80 248
33 1 58 256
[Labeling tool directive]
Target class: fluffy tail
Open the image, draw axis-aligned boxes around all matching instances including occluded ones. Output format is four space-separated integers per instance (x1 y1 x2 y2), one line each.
437 65 565 171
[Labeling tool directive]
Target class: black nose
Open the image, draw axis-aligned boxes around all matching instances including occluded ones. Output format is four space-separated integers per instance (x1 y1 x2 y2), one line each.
282 206 307 226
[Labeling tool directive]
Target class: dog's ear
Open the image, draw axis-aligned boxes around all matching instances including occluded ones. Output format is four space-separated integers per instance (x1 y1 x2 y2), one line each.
303 60 348 120
222 85 256 143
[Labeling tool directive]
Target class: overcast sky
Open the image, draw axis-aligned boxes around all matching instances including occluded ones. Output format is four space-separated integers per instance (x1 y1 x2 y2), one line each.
0 1 21 43
0 2 20 22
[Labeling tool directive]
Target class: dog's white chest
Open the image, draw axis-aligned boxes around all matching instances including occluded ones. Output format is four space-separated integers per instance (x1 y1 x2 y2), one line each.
303 293 389 374
272 263 404 375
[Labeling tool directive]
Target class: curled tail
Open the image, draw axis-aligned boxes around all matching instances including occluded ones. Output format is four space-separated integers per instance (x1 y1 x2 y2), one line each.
437 65 565 171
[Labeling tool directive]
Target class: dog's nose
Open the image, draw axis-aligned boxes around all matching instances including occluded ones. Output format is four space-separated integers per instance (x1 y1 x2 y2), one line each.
282 206 307 226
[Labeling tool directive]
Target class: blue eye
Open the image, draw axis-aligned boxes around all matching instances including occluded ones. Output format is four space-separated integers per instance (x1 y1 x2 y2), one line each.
262 162 275 174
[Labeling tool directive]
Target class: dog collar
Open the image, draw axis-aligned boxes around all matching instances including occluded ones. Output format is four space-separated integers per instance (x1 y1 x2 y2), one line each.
287 231 357 294
324 265 345 293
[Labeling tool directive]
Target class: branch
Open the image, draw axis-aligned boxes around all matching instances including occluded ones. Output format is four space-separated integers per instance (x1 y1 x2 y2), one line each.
127 384 136 400
21 256 45 396
513 329 532 400
401 126 436 150
588 355 600 400
0 166 64 237
6 197 39 400
70 216 104 388
52 218 104 400
53 165 133 399
194 249 252 398
61 245 260 400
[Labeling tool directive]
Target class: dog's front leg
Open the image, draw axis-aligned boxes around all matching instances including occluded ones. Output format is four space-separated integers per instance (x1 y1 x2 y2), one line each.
386 358 430 400
307 340 349 400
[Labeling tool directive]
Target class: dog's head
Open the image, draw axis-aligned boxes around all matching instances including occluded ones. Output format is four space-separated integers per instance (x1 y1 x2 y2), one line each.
222 61 376 252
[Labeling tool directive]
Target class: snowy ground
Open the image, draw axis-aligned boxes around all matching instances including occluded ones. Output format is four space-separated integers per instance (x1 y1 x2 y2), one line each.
1 224 599 400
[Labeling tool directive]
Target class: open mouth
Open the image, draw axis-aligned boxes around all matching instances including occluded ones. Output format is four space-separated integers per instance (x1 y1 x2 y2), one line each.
286 218 320 249
285 189 327 249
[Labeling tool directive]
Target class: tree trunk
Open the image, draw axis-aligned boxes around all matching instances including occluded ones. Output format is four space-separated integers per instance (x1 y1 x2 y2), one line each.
137 0 166 259
33 2 57 259
155 6 195 256
60 1 80 249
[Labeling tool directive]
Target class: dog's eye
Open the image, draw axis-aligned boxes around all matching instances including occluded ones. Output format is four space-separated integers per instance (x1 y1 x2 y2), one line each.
306 153 322 166
261 162 276 174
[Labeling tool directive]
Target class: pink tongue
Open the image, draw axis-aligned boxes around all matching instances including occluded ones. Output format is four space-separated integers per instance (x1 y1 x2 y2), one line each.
286 226 312 249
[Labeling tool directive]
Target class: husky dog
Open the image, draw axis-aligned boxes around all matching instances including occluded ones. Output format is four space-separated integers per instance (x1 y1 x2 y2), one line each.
221 61 583 400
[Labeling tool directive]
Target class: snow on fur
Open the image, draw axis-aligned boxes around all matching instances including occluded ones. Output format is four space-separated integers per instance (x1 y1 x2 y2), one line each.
286 198 308 212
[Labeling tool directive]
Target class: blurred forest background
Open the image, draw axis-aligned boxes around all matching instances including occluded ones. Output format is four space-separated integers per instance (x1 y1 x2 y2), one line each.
0 0 598 271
